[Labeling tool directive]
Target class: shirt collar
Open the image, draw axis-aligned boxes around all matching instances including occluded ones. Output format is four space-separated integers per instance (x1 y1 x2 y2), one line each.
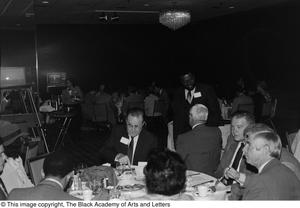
44 178 64 189
192 122 204 129
258 159 273 173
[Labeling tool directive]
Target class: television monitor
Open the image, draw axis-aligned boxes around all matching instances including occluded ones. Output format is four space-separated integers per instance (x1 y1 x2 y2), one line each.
0 67 26 88
47 72 67 88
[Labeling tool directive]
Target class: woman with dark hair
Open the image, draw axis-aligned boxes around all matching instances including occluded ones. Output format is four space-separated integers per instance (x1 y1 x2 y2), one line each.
137 149 193 200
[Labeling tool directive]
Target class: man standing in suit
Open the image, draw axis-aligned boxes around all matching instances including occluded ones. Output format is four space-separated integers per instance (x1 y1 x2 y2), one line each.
176 104 222 175
8 151 78 200
241 132 300 199
100 108 158 165
171 72 221 145
214 111 256 180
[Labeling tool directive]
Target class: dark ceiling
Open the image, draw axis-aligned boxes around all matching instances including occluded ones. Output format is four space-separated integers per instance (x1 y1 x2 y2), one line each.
0 0 292 29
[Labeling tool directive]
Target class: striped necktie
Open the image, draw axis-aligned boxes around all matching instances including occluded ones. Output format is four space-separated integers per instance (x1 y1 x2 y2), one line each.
128 137 134 164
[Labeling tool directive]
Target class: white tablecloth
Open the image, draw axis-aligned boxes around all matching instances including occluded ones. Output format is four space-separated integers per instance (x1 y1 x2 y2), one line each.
116 168 229 200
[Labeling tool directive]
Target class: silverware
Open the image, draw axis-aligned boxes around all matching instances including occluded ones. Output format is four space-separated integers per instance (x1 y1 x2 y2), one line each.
209 179 221 192
187 173 201 177
192 180 214 187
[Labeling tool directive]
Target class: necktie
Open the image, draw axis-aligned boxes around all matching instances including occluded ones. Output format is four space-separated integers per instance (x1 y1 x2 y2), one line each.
128 137 134 164
187 90 192 103
231 142 245 170
0 178 8 197
220 142 245 186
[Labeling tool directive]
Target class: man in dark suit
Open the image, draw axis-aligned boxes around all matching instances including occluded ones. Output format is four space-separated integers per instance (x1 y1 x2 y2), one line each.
171 72 221 145
214 111 256 179
176 104 222 175
8 151 79 200
225 123 300 199
100 108 158 165
242 132 300 199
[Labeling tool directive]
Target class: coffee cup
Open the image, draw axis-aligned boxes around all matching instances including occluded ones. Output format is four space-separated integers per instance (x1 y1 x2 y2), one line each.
83 189 93 201
197 185 210 197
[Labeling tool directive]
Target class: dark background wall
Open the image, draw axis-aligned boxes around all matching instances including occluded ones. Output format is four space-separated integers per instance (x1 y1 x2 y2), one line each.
35 2 300 96
1 1 300 131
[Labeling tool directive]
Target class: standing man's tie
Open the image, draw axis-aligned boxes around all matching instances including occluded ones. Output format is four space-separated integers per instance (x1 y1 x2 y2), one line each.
187 90 192 104
128 137 134 165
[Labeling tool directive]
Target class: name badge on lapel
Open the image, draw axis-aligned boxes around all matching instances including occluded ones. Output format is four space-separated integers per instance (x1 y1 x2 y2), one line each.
120 137 130 145
194 92 202 98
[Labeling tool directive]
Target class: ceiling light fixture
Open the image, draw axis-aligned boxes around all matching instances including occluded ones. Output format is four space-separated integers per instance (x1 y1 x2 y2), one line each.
98 12 108 21
159 10 191 30
111 13 120 21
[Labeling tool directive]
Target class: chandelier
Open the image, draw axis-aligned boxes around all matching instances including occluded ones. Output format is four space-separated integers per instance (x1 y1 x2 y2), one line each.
159 10 191 30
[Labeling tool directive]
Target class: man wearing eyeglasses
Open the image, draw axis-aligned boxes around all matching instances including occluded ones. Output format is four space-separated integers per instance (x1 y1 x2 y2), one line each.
100 107 158 166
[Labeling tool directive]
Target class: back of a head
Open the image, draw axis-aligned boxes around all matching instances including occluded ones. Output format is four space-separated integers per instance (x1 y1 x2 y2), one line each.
144 149 187 196
43 151 74 179
191 104 208 122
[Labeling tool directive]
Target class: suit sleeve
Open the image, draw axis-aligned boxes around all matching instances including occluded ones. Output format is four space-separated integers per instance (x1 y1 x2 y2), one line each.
243 177 270 200
99 127 118 164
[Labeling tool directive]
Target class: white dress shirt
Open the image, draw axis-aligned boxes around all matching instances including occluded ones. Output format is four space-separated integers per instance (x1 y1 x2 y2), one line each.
185 88 195 103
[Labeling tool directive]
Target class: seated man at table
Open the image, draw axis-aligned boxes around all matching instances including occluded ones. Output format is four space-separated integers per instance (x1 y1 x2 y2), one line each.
136 149 193 200
240 132 300 200
176 104 222 175
214 111 256 180
225 123 300 199
100 107 158 166
8 151 79 200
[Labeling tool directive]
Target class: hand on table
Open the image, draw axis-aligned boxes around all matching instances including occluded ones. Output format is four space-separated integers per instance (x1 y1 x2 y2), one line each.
115 153 130 165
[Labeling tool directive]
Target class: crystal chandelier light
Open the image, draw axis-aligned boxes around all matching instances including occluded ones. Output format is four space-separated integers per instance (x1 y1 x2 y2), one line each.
159 10 191 30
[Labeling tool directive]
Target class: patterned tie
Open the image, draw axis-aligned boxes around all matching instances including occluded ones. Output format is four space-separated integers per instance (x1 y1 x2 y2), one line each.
127 137 134 164
187 90 192 103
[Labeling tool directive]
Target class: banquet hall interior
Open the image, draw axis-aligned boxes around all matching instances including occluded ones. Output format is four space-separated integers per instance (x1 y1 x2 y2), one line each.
0 0 300 198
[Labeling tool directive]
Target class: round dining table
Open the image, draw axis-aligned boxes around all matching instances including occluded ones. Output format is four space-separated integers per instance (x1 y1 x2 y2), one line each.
115 167 230 200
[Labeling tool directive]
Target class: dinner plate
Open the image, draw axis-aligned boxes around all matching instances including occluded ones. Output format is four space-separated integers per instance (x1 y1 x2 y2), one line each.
117 184 145 192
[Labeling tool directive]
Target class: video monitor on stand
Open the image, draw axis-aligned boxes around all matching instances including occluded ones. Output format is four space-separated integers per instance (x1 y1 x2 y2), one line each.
46 72 67 109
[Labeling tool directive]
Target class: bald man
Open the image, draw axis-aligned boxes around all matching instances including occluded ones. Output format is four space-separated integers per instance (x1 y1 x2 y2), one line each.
176 104 222 175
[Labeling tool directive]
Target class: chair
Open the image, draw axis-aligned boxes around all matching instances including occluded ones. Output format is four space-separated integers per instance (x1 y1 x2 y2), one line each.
286 130 299 153
237 103 254 114
24 137 41 174
261 98 277 131
27 153 49 185
153 99 167 117
93 103 112 131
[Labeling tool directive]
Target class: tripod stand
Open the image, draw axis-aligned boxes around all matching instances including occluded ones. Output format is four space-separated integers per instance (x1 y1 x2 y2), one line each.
0 84 49 153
